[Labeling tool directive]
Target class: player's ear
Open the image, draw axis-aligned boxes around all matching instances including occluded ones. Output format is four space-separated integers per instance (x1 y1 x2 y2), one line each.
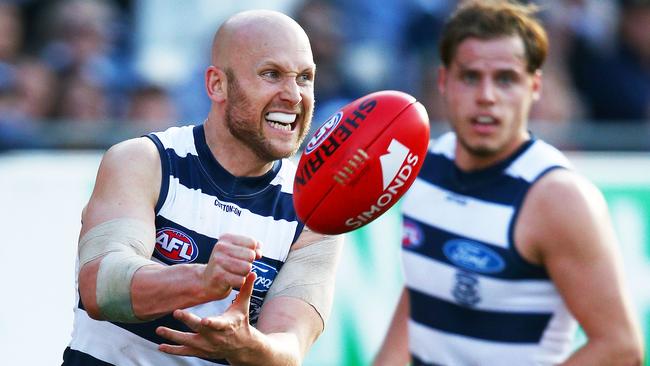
206 66 226 102
531 69 542 101
437 66 448 95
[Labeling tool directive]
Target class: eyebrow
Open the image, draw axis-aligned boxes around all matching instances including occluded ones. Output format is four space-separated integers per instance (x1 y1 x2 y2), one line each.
456 64 522 74
258 60 316 74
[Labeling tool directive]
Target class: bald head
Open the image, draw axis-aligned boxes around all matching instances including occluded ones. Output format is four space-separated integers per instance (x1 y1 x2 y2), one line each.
211 10 312 67
202 9 316 166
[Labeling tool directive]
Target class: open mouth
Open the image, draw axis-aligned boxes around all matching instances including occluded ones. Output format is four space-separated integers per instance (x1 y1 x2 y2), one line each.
473 115 497 125
265 112 298 131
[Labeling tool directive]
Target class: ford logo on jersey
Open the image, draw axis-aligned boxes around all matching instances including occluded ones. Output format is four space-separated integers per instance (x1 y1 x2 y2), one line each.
443 239 505 274
251 261 278 293
155 227 199 263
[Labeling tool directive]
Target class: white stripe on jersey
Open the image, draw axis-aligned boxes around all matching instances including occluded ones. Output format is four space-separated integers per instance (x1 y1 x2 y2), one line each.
70 308 225 366
402 179 513 248
159 177 297 261
402 251 565 313
408 319 569 366
506 140 572 182
185 291 237 319
429 132 455 159
270 160 297 194
154 125 198 158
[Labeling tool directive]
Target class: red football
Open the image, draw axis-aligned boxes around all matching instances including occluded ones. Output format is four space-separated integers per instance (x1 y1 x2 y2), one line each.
293 90 430 235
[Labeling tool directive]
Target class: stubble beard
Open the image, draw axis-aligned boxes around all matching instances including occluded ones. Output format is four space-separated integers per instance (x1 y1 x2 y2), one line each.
225 72 312 162
456 134 496 158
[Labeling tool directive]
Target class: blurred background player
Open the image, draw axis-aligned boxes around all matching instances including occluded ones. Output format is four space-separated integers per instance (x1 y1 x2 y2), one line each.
62 9 342 366
374 1 644 365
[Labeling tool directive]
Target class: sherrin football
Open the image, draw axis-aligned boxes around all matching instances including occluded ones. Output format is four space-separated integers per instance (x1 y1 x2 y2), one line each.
293 90 430 235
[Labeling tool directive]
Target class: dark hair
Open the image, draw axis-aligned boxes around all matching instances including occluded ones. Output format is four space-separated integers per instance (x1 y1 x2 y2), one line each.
439 0 548 73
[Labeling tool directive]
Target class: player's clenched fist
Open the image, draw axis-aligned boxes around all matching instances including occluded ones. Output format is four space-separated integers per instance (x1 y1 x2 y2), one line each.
203 233 262 300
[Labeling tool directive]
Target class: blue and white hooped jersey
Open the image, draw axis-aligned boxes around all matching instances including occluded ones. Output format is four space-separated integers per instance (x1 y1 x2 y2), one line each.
65 124 304 366
401 132 578 366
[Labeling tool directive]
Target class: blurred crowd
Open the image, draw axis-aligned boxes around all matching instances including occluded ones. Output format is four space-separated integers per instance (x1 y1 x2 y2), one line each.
0 0 649 150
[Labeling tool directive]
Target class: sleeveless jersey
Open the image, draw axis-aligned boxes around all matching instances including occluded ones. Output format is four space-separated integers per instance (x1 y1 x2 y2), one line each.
401 132 578 366
64 124 304 366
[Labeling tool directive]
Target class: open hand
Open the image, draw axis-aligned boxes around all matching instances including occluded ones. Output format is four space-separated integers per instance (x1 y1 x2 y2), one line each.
156 271 259 360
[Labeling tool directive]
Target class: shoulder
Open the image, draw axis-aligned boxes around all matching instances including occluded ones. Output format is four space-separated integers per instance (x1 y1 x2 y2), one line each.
101 137 160 172
81 137 162 233
518 168 610 263
93 137 162 198
528 168 606 217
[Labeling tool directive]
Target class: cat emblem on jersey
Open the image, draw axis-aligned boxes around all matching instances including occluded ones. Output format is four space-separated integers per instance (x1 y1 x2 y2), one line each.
453 271 481 306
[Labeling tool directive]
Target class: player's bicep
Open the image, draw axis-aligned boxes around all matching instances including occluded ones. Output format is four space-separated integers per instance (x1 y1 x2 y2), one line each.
533 172 632 339
77 137 162 320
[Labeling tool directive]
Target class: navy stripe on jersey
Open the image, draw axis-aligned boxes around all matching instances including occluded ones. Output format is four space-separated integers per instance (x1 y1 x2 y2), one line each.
402 214 548 280
156 146 297 222
115 317 229 365
145 133 169 214
63 347 113 366
418 153 531 205
76 301 183 346
411 354 445 366
64 347 228 366
154 216 286 265
291 221 305 245
76 300 228 365
408 288 552 343
154 215 217 264
154 216 285 298
193 125 284 196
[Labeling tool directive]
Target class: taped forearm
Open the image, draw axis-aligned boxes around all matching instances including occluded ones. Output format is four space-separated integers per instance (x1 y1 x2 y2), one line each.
265 233 343 328
78 218 156 323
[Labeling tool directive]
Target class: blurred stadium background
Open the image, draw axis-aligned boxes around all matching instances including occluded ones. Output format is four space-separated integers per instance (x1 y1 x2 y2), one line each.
0 0 648 365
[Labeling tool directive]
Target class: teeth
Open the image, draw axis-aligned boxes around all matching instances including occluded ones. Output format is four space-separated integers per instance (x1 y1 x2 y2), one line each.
476 116 495 124
266 112 297 124
267 121 291 131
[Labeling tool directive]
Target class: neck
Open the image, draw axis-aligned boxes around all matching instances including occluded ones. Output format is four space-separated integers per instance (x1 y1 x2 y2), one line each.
203 115 275 177
454 135 530 172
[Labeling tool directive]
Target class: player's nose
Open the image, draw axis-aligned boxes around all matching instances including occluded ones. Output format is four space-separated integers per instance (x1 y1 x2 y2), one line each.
476 79 497 105
279 77 302 105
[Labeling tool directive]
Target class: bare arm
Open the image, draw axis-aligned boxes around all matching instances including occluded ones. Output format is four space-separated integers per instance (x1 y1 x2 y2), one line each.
156 227 343 365
518 169 644 365
78 138 259 321
248 228 339 363
373 287 410 366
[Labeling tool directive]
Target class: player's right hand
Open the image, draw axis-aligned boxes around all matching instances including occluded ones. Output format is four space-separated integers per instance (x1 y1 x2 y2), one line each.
203 233 262 300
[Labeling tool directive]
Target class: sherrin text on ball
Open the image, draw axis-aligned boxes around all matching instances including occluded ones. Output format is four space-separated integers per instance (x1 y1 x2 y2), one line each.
293 90 430 234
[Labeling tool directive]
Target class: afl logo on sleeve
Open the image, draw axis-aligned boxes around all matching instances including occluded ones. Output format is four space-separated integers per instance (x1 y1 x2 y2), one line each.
155 227 199 263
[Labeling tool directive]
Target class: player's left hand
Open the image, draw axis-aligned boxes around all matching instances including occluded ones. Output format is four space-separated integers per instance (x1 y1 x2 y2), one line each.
156 272 259 360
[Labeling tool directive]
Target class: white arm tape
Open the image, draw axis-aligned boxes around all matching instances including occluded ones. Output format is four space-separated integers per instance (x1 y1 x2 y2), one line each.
78 218 156 323
78 218 155 266
265 229 343 328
